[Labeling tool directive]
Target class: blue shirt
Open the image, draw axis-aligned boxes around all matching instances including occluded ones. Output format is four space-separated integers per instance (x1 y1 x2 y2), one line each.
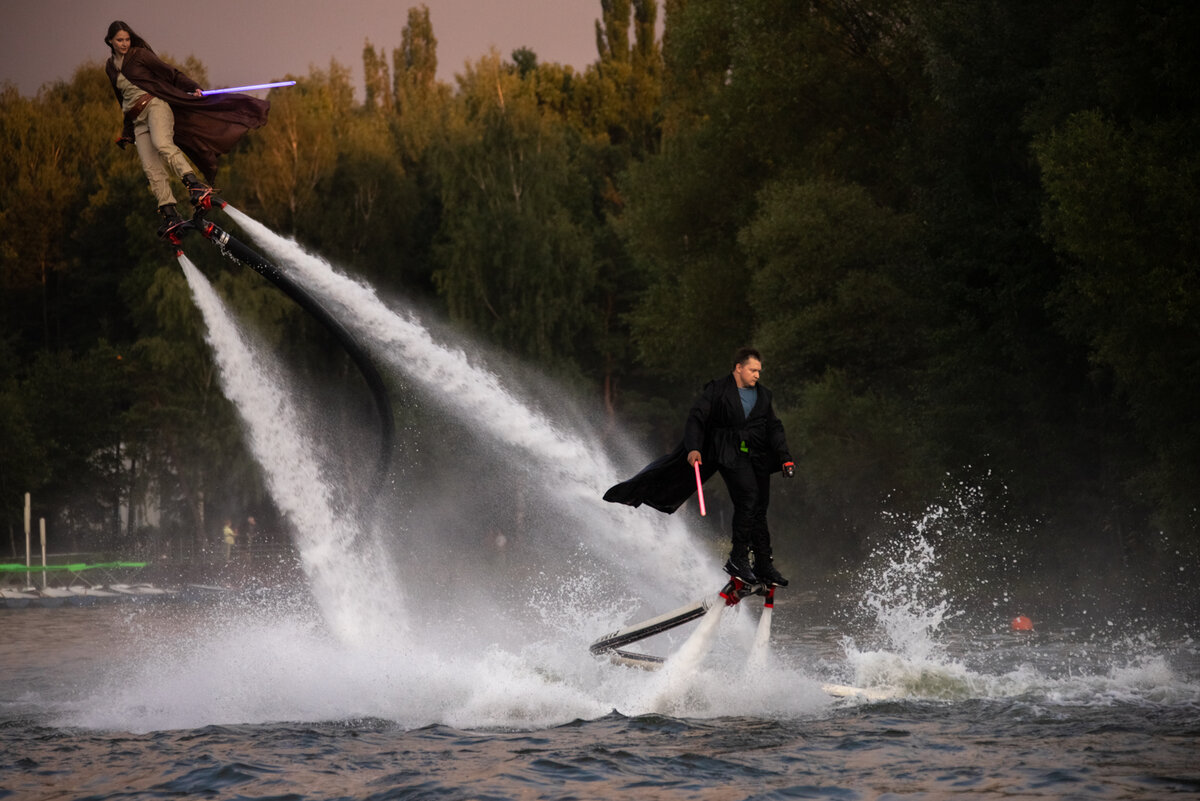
738 386 758 418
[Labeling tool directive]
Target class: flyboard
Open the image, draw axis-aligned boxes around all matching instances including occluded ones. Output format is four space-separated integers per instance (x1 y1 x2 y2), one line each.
162 191 394 501
590 574 774 667
589 571 895 701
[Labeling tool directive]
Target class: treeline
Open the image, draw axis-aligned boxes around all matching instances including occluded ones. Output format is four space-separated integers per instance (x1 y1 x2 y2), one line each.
1 1 1196 585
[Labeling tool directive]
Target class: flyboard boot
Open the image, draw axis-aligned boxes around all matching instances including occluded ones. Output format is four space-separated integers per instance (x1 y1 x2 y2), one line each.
723 553 757 584
753 554 789 587
182 173 217 214
156 203 189 240
720 552 766 604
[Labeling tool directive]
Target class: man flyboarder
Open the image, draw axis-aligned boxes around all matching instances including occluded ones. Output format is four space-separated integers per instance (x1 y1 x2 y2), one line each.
604 347 795 586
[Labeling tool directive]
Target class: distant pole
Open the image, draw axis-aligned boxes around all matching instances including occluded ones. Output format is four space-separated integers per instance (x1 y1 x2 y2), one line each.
24 493 31 588
39 518 47 589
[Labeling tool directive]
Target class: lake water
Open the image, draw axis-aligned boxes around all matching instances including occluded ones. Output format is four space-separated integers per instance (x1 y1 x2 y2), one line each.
3 588 1197 800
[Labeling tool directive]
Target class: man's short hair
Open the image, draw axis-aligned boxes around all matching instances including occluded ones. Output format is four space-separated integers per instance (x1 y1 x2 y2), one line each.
733 347 761 367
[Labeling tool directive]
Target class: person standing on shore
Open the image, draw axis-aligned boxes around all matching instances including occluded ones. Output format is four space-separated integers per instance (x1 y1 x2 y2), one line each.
222 519 237 561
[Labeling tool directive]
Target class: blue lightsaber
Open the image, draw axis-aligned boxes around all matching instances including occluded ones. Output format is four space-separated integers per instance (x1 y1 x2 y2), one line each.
200 80 296 96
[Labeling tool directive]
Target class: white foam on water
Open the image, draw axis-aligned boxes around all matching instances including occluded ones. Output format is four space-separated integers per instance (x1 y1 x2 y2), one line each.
828 494 1200 706
67 595 837 733
833 498 1011 700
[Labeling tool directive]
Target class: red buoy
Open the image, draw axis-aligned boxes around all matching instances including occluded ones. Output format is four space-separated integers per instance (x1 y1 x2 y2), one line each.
1011 615 1034 631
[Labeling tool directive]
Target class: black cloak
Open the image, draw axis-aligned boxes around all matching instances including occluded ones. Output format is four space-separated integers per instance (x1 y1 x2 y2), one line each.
603 374 792 514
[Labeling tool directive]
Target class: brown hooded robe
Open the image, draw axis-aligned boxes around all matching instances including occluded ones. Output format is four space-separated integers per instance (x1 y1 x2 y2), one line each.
106 47 269 183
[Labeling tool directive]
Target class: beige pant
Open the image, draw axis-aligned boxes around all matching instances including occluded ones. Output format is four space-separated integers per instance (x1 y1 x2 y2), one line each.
133 98 195 207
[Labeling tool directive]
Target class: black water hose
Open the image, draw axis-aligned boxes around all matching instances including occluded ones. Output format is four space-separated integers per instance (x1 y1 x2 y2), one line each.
194 220 394 505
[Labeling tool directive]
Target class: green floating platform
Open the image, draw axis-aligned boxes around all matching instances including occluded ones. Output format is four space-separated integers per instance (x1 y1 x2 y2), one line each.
0 561 147 573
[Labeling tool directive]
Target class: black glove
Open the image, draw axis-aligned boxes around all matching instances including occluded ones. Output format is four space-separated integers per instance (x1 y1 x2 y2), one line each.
781 461 795 478
114 134 134 150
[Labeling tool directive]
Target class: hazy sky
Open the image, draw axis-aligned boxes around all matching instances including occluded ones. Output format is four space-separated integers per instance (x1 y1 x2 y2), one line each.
1 0 608 97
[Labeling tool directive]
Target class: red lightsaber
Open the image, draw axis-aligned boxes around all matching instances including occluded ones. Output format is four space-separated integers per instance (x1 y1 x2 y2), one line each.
200 80 296 96
694 461 706 516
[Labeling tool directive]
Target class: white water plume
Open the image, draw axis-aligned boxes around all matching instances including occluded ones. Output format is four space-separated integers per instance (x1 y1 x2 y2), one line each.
221 206 715 599
748 602 774 671
642 603 727 713
178 255 404 644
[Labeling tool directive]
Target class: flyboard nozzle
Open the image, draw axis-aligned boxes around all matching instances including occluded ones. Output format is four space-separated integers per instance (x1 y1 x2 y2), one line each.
163 220 192 248
199 221 228 247
721 577 746 605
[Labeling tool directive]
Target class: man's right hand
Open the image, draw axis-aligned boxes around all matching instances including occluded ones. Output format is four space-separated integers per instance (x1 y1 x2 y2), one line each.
687 450 702 466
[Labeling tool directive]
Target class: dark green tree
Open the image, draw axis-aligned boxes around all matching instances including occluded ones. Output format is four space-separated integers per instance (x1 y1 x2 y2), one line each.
432 52 598 368
1037 112 1200 540
363 40 393 112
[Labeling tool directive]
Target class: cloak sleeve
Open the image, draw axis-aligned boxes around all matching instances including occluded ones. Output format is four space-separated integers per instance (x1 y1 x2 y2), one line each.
767 405 792 467
602 442 719 514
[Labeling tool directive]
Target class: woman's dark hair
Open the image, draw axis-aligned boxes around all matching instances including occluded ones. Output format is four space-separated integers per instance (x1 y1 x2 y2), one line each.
104 21 153 54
